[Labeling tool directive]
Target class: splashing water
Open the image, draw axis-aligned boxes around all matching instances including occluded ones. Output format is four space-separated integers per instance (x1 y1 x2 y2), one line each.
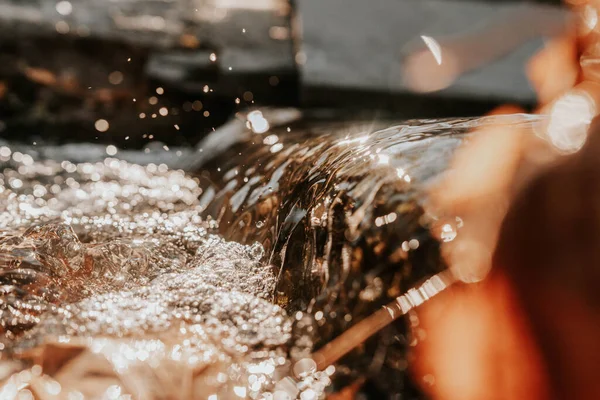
0 155 293 399
0 111 545 399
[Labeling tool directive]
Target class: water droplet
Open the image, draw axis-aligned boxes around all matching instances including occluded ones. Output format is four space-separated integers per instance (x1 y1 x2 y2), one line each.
293 358 317 379
95 119 109 132
56 1 72 16
440 223 457 242
108 71 123 85
247 111 270 134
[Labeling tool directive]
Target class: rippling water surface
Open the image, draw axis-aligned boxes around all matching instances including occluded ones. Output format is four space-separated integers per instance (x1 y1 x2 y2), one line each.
0 111 543 399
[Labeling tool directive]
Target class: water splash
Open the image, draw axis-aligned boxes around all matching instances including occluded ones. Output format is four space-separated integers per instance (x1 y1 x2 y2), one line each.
0 111 546 398
190 111 545 395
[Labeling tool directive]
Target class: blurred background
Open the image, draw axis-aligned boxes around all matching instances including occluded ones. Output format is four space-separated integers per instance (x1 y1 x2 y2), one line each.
0 0 566 147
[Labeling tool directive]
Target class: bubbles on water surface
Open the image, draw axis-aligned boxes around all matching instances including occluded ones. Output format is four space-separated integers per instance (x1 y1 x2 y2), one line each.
0 152 306 399
0 114 545 398
22 223 85 276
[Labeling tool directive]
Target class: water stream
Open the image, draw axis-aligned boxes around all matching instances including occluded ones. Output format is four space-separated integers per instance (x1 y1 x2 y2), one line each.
0 110 544 399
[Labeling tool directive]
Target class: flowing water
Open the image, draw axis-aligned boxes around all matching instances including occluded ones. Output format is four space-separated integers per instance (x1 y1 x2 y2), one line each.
0 110 544 399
